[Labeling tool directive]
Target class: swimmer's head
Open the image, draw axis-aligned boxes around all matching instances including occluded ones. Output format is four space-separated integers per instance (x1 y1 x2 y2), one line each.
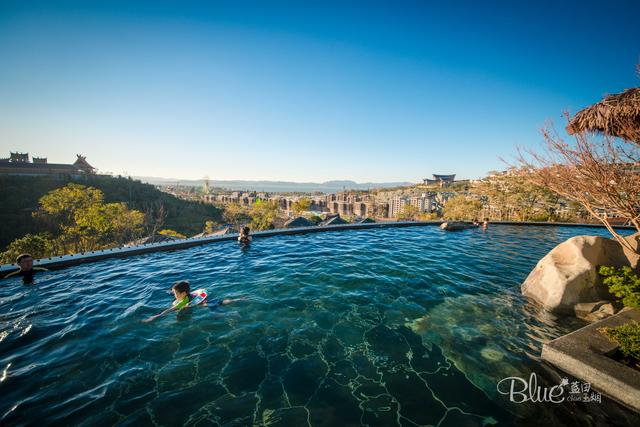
171 280 190 299
241 226 250 236
16 253 34 271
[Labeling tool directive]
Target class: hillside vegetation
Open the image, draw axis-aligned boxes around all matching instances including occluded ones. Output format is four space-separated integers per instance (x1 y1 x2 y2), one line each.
0 175 222 251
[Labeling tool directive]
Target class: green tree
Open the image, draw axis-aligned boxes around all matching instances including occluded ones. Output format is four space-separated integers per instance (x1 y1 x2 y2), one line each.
204 220 219 234
36 183 103 227
291 198 311 216
442 196 482 221
417 212 438 221
223 203 251 229
1 233 55 264
30 183 145 253
250 200 280 231
397 204 420 221
598 266 640 309
66 202 145 250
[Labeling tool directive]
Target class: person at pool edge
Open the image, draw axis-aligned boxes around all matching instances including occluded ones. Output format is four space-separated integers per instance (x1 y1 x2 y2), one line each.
143 280 243 322
482 218 489 230
238 226 252 244
4 253 48 283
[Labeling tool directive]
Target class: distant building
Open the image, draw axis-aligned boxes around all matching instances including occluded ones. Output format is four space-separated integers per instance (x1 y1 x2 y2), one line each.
409 194 434 212
388 194 434 218
388 197 409 218
423 174 456 187
352 202 372 218
0 152 96 178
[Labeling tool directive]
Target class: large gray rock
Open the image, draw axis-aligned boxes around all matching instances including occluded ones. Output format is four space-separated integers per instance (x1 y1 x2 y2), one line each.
521 233 639 314
439 221 478 231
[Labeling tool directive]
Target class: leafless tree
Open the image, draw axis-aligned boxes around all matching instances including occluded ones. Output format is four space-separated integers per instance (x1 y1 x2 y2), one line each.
516 114 640 253
144 201 166 237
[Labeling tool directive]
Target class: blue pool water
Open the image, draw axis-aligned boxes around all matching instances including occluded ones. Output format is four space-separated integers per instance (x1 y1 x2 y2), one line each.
1 225 639 426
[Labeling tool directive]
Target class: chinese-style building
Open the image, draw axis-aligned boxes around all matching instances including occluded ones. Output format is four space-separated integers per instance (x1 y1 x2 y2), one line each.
0 152 96 178
423 174 456 187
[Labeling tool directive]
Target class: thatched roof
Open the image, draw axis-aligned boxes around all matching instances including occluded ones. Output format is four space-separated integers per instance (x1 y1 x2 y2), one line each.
566 88 640 144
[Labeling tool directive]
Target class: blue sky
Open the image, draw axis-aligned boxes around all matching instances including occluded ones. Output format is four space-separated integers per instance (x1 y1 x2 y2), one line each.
1 1 638 182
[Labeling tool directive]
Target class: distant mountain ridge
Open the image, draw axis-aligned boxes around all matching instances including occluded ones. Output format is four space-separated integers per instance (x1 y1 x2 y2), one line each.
133 177 415 193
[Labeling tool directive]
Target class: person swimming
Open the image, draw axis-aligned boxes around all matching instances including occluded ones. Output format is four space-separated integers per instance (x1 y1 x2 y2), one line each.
238 226 252 245
143 281 197 322
3 253 48 284
143 280 244 322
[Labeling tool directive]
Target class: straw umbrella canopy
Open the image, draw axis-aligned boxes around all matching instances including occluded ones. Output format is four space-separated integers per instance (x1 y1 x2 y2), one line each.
566 87 640 144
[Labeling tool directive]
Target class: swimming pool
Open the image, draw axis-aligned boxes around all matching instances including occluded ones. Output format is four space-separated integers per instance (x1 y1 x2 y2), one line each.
1 225 639 426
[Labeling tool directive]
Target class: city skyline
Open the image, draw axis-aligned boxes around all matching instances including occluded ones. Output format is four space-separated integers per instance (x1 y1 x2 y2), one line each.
1 1 639 182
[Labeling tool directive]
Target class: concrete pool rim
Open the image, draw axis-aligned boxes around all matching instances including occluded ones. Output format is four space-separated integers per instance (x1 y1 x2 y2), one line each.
541 308 640 412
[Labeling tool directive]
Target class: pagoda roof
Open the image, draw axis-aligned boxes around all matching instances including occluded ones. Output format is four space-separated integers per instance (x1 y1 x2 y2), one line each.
73 155 95 171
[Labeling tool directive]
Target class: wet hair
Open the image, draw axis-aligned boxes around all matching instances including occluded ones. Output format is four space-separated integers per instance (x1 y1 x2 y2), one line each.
171 280 190 295
241 226 250 235
16 253 33 264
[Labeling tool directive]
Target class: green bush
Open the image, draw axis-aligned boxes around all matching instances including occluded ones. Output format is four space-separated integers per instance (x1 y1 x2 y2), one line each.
1 233 55 264
598 266 640 309
158 229 186 239
598 322 640 361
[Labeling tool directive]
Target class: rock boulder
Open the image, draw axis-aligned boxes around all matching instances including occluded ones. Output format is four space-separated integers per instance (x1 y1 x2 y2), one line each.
440 221 478 231
521 233 639 314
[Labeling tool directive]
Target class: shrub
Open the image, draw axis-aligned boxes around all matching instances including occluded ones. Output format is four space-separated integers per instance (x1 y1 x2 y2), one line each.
1 233 55 264
598 266 640 309
249 200 279 231
417 212 439 221
442 195 482 221
158 229 186 239
598 322 640 362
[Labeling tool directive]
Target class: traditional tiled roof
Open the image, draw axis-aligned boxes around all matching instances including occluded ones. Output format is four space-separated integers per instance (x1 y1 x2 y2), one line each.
284 216 314 228
73 155 95 172
357 217 376 224
320 215 348 226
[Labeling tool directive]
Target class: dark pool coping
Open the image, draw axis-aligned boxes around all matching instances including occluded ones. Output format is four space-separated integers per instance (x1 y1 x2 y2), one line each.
541 308 640 412
0 220 634 276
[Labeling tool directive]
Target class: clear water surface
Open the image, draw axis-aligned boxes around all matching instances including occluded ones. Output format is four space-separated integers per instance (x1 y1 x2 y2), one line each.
1 225 639 426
